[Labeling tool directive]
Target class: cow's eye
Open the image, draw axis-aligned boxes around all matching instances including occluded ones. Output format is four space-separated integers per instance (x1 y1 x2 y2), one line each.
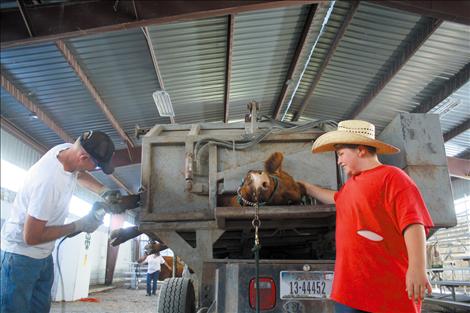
262 182 268 188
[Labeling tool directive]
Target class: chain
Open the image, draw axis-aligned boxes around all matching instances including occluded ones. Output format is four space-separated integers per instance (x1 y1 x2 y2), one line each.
252 201 261 246
250 193 261 313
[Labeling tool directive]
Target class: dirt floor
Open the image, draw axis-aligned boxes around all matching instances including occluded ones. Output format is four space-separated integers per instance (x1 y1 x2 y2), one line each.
50 285 160 313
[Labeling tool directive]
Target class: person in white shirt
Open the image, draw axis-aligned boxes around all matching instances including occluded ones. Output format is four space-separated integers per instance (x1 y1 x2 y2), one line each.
138 249 169 296
1 130 120 313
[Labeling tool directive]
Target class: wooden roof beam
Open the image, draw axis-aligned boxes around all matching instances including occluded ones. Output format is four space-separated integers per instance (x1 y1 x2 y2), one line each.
292 1 358 121
272 4 319 120
1 74 132 192
56 40 135 147
413 62 470 113
349 17 442 119
1 74 74 143
2 1 320 49
376 1 470 26
0 116 47 154
443 119 470 142
224 14 234 123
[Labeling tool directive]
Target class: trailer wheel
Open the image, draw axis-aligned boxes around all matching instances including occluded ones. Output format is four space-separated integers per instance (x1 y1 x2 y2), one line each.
157 277 196 313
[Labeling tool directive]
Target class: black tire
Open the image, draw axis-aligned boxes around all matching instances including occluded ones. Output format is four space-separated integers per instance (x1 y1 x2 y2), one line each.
157 277 196 313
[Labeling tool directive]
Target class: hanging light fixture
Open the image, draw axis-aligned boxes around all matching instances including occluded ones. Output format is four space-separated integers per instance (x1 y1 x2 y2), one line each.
152 90 175 117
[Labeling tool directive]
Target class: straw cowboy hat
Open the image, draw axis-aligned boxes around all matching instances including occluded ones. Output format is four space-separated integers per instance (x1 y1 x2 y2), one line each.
312 120 400 154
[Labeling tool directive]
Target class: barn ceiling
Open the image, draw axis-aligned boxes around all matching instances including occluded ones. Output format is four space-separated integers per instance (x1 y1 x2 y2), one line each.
1 0 469 193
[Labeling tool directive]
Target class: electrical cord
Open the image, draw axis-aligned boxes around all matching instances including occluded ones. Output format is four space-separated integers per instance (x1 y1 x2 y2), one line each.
56 236 68 313
193 118 337 173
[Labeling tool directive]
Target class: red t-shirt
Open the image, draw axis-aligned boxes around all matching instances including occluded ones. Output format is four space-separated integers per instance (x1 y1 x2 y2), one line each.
331 165 434 313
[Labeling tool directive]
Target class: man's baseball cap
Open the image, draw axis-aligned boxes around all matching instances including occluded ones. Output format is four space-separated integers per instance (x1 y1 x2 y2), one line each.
79 130 115 174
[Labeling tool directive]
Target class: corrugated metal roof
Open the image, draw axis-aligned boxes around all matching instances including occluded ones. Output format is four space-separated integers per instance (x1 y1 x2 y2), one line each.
229 5 310 120
359 20 470 131
1 86 63 147
148 17 228 124
288 1 423 121
1 42 125 149
437 82 470 156
67 29 168 135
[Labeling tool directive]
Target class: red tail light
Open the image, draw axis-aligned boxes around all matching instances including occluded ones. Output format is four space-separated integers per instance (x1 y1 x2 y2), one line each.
249 277 276 310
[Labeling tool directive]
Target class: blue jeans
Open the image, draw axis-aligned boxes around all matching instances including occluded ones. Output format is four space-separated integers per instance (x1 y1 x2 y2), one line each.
146 271 159 295
1 250 54 313
335 302 370 313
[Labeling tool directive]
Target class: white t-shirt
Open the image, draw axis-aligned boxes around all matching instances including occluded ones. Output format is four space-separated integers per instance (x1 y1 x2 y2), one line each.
1 144 78 259
145 254 165 274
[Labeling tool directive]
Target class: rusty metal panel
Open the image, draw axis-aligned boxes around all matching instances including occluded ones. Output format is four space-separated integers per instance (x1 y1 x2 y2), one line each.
378 113 447 168
404 165 456 228
378 113 456 228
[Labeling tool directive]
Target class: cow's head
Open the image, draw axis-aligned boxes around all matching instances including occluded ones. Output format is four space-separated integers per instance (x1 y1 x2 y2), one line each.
236 152 305 206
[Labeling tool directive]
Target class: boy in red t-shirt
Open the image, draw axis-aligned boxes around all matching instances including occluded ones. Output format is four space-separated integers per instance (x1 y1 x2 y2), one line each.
300 120 434 313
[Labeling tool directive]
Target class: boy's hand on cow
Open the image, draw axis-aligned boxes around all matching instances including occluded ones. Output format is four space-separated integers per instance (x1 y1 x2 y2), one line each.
405 266 432 303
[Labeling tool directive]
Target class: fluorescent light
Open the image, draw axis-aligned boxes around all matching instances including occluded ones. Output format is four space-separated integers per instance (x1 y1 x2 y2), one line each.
153 90 175 117
431 97 461 116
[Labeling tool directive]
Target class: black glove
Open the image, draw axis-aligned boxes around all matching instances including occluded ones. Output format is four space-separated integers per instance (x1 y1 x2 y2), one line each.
99 188 122 204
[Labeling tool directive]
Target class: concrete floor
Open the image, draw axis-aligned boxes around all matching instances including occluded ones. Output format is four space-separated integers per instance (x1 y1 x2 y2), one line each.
50 286 160 313
50 285 467 313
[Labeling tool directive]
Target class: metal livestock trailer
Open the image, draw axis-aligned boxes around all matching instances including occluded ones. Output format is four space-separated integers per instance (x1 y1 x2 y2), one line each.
136 111 456 313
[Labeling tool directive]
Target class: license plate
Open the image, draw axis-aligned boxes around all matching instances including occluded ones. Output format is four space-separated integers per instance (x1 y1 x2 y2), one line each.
280 271 333 299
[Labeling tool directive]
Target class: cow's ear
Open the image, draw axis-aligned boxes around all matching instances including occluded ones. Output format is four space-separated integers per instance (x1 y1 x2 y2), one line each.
265 152 283 174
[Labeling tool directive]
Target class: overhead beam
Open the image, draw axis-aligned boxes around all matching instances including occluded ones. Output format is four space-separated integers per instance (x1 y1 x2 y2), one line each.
16 0 34 37
272 4 318 120
413 62 470 113
0 116 48 154
292 1 359 121
447 157 470 180
1 1 319 49
1 74 133 191
443 119 470 142
1 74 74 143
349 17 442 119
224 14 234 123
55 40 135 147
457 149 470 160
376 1 470 26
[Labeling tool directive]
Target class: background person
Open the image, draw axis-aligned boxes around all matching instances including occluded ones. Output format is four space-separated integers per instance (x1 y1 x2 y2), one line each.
300 120 434 313
1 130 120 313
138 247 169 296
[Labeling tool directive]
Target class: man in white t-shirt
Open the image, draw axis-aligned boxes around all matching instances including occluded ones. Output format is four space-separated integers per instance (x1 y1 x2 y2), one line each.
1 130 120 313
138 249 169 296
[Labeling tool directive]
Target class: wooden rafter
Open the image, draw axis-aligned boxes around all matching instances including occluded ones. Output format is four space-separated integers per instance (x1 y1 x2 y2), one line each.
55 40 135 147
272 4 319 120
349 17 443 119
0 116 47 154
413 62 470 113
224 14 234 123
292 1 358 121
443 119 470 142
2 1 320 49
1 74 133 192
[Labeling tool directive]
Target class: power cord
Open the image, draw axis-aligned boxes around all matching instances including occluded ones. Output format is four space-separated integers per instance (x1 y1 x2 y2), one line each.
56 236 68 313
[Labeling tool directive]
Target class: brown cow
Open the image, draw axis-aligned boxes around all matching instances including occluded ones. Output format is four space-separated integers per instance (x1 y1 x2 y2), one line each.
228 152 306 206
